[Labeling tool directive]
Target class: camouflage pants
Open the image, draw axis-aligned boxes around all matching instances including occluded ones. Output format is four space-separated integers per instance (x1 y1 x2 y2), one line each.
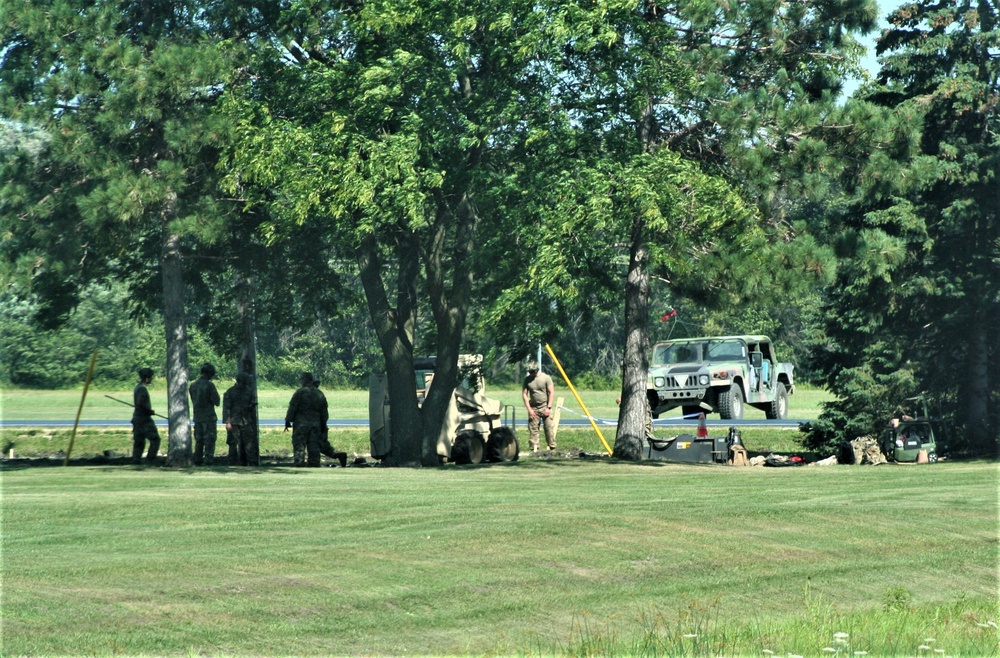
527 406 556 451
292 425 323 467
131 419 161 465
230 423 259 466
193 419 218 465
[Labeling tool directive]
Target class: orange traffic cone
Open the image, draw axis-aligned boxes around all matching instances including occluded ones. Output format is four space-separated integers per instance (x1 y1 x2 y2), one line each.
697 413 708 439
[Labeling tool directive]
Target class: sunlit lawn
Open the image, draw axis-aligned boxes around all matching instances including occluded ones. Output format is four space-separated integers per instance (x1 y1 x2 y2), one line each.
2 459 996 656
0 384 830 423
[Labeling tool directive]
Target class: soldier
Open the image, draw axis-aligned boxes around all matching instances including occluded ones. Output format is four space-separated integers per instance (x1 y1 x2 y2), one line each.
313 378 348 468
131 367 161 465
223 372 257 466
284 372 329 467
522 360 556 452
189 363 221 465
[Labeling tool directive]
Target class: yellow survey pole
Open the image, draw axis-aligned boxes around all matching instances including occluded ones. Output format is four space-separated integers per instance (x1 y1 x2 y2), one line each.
544 344 613 456
65 349 98 466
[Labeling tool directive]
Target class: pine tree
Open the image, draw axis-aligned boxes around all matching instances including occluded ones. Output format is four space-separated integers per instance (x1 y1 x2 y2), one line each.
806 0 999 456
0 1 246 465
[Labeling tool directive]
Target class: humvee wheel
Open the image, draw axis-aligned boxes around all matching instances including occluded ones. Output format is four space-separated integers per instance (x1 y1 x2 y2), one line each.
452 431 486 465
717 383 744 420
765 383 788 419
487 426 519 462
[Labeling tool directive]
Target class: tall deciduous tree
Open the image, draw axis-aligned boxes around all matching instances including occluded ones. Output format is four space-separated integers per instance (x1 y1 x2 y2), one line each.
222 0 575 465
0 1 243 465
481 0 873 458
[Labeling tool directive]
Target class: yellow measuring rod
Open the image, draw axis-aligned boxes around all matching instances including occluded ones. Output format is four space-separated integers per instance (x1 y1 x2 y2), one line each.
544 343 613 456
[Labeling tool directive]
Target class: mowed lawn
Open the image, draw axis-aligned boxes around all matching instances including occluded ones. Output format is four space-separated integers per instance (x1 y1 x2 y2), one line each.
0 384 832 423
2 459 997 657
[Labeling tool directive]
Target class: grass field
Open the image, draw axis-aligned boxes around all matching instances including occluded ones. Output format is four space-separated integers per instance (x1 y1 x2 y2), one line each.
0 384 833 423
2 459 997 656
1 385 832 461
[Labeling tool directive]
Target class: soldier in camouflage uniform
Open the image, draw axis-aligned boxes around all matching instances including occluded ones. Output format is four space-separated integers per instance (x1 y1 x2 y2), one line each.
131 367 161 465
224 372 257 466
284 372 329 467
189 363 221 466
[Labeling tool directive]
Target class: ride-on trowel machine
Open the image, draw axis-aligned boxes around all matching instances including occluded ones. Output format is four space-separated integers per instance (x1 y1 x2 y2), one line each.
881 396 942 463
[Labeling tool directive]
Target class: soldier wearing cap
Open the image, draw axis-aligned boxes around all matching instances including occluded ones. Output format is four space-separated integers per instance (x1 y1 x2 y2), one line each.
522 360 556 452
189 363 221 465
284 372 329 467
131 367 161 465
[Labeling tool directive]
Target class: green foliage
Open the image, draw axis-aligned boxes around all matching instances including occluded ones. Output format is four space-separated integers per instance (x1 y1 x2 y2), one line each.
0 0 242 316
807 0 1000 456
0 283 231 388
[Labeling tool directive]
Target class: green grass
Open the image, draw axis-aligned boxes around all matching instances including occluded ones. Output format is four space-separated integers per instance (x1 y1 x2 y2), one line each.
0 426 814 463
0 383 832 423
2 459 997 656
0 384 829 460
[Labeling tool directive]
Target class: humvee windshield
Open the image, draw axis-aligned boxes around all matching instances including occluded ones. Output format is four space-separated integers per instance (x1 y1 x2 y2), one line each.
653 340 746 365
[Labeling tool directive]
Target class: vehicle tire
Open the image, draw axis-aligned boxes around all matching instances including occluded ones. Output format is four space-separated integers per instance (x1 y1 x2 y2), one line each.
451 430 485 465
928 451 938 463
717 384 744 420
486 426 519 462
765 383 788 420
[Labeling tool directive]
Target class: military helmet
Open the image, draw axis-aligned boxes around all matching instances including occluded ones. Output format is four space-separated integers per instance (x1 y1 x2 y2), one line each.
300 372 314 385
200 363 216 377
138 367 154 380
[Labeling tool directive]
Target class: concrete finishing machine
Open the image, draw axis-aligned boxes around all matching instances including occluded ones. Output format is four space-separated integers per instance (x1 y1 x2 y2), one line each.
369 354 519 464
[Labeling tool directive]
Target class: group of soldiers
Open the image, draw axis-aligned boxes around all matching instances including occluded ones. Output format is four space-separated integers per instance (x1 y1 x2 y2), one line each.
130 366 347 468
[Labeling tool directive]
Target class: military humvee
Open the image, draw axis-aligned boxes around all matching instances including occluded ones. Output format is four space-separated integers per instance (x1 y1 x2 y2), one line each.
369 354 519 464
646 335 794 420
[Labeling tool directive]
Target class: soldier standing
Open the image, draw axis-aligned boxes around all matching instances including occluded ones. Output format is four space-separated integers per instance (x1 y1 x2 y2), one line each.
224 372 257 466
285 372 329 467
131 367 161 465
189 363 221 465
313 378 348 467
522 360 557 452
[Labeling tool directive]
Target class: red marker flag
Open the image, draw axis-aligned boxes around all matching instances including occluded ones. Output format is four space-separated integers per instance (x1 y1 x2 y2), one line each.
660 309 677 322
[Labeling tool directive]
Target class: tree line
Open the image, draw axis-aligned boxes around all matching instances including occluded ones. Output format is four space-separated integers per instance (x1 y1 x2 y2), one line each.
1 0 996 464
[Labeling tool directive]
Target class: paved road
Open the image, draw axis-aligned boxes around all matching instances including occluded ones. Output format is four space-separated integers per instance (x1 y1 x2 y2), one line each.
0 418 806 429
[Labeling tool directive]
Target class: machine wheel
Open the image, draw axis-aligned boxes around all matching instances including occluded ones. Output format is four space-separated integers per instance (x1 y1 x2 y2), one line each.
765 383 788 419
451 430 486 465
928 451 938 463
486 426 519 462
717 384 744 420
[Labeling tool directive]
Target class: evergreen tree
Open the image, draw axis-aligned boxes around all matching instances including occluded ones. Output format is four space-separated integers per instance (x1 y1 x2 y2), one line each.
0 1 246 465
805 0 999 456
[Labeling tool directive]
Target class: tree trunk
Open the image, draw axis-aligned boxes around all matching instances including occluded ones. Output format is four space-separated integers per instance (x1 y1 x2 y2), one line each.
418 194 477 466
614 83 658 461
960 321 995 456
162 229 192 467
236 270 259 463
614 213 651 461
358 232 423 466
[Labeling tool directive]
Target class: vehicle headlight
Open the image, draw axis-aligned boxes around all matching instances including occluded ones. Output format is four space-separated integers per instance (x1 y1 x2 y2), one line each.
698 374 709 386
654 377 665 388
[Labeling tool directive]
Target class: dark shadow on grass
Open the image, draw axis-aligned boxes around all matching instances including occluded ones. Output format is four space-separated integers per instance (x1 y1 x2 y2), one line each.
0 454 366 473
